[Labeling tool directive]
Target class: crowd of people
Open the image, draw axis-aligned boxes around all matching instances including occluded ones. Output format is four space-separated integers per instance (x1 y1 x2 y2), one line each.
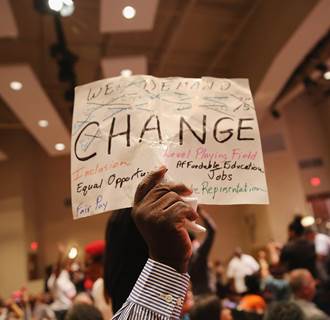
1 168 330 320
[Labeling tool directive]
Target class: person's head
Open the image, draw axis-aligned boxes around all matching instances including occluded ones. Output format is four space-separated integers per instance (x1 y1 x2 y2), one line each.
65 303 102 320
264 301 305 320
84 240 105 281
288 215 304 240
234 247 242 258
244 273 261 295
73 293 93 305
304 226 316 242
103 208 149 313
214 259 224 276
289 269 316 301
189 294 232 320
258 250 267 260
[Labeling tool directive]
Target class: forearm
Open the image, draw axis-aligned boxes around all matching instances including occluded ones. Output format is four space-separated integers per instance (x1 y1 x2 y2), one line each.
112 259 190 320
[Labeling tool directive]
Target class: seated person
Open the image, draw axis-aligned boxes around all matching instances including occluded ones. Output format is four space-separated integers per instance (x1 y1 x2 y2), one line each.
238 274 266 314
189 294 232 320
289 269 329 320
65 304 103 320
263 301 304 320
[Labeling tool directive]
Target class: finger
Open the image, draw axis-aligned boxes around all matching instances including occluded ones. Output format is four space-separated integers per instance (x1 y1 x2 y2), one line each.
142 182 192 207
134 166 167 204
155 191 183 211
169 183 192 196
164 201 199 222
151 183 192 197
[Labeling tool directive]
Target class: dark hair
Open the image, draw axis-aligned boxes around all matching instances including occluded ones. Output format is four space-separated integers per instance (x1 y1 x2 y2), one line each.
189 294 221 320
264 302 305 320
245 273 261 294
288 215 304 237
65 304 103 320
103 208 149 313
90 254 103 264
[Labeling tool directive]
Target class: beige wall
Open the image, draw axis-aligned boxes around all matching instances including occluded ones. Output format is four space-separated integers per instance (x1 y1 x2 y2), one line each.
252 113 309 246
34 152 109 266
0 131 108 278
283 93 330 195
0 197 27 298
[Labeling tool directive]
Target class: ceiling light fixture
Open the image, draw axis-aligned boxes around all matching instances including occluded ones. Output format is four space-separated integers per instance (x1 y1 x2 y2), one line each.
48 0 63 12
55 143 65 151
323 71 330 80
60 1 75 17
121 69 133 77
38 120 49 128
122 6 136 19
10 81 23 91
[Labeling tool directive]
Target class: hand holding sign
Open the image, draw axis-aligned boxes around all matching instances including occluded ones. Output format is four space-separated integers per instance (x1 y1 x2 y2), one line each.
132 166 198 273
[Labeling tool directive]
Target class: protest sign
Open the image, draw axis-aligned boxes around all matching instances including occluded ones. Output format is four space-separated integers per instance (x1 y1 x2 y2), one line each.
71 76 268 219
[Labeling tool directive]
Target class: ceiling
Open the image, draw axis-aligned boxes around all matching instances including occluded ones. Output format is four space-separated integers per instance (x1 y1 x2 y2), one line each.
0 0 329 157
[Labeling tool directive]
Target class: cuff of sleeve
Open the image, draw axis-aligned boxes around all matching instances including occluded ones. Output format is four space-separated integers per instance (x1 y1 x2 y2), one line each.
128 259 190 319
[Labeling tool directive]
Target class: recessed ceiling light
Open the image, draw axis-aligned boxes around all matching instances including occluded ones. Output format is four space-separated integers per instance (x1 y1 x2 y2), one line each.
48 0 63 12
55 143 65 151
323 71 330 80
10 81 23 91
121 69 133 77
38 120 49 128
122 6 136 19
60 0 75 16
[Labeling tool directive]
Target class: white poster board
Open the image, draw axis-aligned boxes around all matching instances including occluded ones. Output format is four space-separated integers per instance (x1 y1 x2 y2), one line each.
71 76 268 219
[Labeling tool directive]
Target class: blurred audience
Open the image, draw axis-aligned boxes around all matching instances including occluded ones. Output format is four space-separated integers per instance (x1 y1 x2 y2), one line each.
1 198 329 320
227 247 260 294
65 304 102 320
289 269 329 320
47 245 76 320
189 207 217 296
263 301 305 320
280 216 317 277
238 274 266 314
189 294 232 320
84 240 112 320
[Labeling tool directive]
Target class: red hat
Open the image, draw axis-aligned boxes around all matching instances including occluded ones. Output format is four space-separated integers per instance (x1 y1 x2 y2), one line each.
84 240 105 256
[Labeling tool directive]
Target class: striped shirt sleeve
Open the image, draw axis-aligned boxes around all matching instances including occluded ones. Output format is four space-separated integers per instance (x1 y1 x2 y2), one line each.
112 259 190 320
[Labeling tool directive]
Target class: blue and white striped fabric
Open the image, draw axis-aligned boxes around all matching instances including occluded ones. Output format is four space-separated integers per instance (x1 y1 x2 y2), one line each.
112 259 190 320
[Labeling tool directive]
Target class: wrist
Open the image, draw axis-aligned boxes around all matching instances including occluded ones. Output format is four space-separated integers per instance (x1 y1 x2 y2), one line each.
150 254 189 274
